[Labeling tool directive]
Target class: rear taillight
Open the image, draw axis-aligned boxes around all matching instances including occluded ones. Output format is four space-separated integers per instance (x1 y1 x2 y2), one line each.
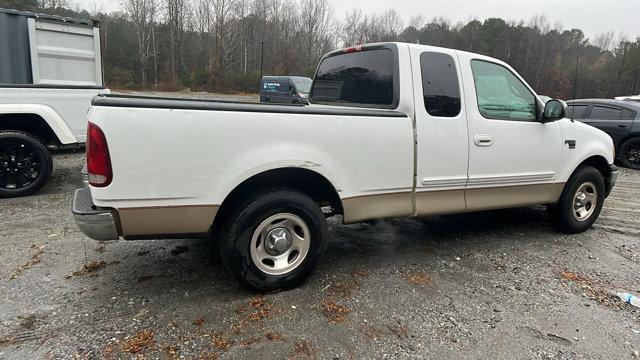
86 122 112 187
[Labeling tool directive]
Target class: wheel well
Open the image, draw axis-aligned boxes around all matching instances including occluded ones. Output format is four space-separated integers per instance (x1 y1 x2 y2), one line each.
0 114 60 147
214 168 343 228
576 155 613 195
577 155 609 177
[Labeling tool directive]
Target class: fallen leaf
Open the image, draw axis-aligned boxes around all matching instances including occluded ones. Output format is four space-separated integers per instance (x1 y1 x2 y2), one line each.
120 329 154 354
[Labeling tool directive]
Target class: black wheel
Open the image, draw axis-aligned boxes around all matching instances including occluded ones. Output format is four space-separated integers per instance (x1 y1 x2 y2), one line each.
0 131 52 198
547 166 605 234
219 188 328 292
618 137 640 169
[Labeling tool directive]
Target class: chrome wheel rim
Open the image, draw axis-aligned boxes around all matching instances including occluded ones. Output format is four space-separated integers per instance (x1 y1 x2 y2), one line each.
250 213 310 275
572 181 597 222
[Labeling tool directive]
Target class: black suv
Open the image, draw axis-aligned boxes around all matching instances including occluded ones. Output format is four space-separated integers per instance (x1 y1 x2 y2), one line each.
566 99 640 169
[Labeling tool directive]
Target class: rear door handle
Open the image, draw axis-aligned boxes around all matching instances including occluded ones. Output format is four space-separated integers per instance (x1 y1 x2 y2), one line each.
474 134 493 147
618 124 627 128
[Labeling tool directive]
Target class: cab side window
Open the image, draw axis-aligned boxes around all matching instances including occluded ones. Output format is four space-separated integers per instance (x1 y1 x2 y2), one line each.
420 52 461 117
471 60 536 121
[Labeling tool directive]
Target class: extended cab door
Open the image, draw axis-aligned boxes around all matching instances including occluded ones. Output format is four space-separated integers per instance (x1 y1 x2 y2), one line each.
458 55 563 211
411 47 468 215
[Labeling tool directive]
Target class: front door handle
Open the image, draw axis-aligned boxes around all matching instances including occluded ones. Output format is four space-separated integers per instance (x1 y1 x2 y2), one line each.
474 134 493 147
618 124 627 128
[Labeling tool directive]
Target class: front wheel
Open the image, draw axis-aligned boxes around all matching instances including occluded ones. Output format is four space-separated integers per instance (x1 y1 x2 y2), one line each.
618 137 640 169
0 131 52 198
547 166 605 233
219 188 328 292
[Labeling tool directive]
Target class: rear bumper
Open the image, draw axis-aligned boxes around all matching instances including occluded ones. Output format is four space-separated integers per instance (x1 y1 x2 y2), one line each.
605 164 618 198
72 188 120 240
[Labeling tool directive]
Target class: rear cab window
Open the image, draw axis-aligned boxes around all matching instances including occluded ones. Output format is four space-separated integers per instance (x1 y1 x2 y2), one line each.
310 45 399 109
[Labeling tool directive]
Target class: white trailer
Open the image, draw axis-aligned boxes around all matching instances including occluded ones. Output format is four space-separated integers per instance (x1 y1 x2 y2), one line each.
0 8 109 197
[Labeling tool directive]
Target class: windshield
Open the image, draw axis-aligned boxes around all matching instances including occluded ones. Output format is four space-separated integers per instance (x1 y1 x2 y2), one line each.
292 78 312 94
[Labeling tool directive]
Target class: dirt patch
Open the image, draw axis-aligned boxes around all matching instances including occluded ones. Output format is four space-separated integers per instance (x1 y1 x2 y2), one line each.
164 344 180 359
288 340 316 359
321 300 352 323
559 270 620 308
356 321 410 342
10 244 44 279
193 317 205 328
136 275 155 282
403 271 432 286
171 245 189 256
120 329 155 353
326 281 361 299
351 270 369 278
356 322 384 341
265 331 285 341
212 332 234 350
231 296 275 335
18 314 37 330
387 323 409 340
66 260 107 278
94 242 106 253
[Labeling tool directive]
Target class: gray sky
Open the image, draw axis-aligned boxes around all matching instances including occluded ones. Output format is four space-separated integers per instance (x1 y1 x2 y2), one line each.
77 0 640 41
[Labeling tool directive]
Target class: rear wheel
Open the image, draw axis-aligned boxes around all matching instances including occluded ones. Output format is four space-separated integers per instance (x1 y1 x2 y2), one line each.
618 137 640 169
0 131 52 198
219 188 328 292
547 166 605 233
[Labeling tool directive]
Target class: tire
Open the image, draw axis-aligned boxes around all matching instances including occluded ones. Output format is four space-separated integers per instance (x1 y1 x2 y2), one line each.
219 188 328 292
0 131 52 198
547 166 605 234
618 137 640 169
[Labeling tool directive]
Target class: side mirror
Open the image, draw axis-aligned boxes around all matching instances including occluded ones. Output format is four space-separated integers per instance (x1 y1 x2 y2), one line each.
541 99 566 123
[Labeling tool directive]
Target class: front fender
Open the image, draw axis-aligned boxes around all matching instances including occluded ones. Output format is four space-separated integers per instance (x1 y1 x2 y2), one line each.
557 120 614 183
0 104 77 144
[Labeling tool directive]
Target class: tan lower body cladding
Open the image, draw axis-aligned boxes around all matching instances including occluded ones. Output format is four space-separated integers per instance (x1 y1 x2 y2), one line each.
116 183 565 235
342 183 565 224
118 205 219 236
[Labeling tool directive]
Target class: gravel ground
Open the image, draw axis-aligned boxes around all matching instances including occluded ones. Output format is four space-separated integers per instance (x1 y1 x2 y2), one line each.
1 151 639 359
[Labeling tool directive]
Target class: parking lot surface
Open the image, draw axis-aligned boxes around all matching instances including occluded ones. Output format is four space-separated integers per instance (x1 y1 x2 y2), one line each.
1 151 639 359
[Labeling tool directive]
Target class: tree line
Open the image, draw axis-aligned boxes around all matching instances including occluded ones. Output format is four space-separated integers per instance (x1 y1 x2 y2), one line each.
2 0 640 99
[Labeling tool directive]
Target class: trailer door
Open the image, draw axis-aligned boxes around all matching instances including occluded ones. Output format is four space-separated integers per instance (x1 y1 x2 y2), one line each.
27 18 102 87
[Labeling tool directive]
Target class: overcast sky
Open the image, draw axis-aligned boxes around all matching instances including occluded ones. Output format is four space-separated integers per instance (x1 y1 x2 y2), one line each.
77 0 640 40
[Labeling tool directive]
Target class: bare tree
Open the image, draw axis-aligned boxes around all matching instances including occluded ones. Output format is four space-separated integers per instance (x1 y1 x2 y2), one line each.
121 0 158 86
165 0 188 83
299 0 333 67
37 0 70 9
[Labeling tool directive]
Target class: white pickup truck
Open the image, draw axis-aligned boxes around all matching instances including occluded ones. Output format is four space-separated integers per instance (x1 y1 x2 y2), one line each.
73 43 618 292
0 8 108 197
